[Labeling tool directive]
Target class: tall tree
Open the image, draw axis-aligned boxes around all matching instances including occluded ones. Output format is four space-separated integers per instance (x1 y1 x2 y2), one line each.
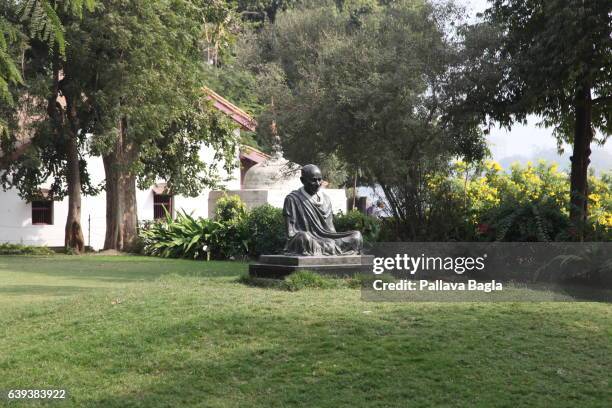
70 0 238 250
1 0 239 251
1 0 97 252
249 0 486 239
456 0 611 239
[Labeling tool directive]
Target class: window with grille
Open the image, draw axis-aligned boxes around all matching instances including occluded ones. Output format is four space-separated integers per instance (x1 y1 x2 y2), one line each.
153 194 173 220
32 200 53 225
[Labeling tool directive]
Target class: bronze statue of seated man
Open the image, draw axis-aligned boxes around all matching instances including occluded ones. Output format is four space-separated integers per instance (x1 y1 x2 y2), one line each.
283 164 363 256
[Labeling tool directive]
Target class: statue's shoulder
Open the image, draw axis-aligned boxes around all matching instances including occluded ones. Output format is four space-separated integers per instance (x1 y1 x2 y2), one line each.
286 189 302 199
284 189 302 206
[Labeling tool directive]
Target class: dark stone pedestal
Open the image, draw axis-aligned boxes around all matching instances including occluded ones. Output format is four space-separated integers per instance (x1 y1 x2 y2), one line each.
249 254 374 279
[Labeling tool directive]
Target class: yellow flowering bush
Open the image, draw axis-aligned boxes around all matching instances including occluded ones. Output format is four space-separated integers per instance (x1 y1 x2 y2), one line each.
587 173 612 238
426 161 611 241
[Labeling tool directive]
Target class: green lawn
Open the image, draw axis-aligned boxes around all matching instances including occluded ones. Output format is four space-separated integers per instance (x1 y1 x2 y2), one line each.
0 255 610 407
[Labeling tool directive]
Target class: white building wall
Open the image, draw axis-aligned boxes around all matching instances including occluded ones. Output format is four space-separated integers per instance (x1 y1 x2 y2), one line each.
208 188 348 219
0 136 241 250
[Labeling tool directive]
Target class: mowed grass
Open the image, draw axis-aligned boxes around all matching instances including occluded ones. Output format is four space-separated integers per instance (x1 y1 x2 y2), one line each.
0 256 610 407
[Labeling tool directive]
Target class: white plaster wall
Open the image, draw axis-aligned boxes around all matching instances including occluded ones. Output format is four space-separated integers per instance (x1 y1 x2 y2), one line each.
0 188 68 247
322 188 348 214
0 187 109 249
207 187 347 219
257 188 347 213
0 134 242 250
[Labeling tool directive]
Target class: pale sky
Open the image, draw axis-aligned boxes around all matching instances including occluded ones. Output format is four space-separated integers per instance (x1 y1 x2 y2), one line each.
459 0 612 172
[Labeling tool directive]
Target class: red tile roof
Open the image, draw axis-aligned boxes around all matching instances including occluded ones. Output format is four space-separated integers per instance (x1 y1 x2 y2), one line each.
203 87 257 132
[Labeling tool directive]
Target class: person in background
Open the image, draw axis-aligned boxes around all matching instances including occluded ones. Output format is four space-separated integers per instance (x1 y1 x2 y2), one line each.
367 200 386 218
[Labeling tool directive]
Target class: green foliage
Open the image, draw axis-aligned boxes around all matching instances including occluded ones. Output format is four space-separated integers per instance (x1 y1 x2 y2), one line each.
455 0 611 233
1 0 241 251
459 0 611 136
248 1 486 240
142 197 286 260
210 217 250 260
140 211 219 260
245 204 285 256
18 0 96 56
1 0 95 116
214 194 248 222
80 0 240 196
585 172 612 241
0 17 22 106
462 161 571 241
235 0 299 25
333 210 381 242
212 195 250 258
141 196 253 261
420 161 611 242
0 242 54 255
483 199 570 242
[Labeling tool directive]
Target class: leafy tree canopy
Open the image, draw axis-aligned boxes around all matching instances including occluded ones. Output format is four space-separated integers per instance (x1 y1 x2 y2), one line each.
246 0 487 238
454 0 611 235
457 0 611 141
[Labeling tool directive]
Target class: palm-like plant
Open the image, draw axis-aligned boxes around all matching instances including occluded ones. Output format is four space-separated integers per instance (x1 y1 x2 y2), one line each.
140 210 221 260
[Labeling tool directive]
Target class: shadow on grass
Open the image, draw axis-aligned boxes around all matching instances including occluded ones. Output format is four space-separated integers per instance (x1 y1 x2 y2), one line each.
32 303 609 408
0 256 247 283
0 285 99 297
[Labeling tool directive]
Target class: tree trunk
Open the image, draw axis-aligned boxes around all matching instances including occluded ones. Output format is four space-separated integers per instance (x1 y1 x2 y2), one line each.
48 62 84 253
569 85 593 241
64 98 84 252
103 117 138 251
64 131 84 252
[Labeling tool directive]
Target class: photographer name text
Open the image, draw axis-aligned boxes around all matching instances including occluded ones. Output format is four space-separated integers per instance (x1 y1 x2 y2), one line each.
373 279 503 292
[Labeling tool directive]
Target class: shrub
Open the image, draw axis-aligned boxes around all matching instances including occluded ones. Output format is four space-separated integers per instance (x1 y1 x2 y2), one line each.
333 210 381 242
140 211 219 259
210 218 249 260
245 204 285 256
473 162 571 241
419 160 611 242
140 196 252 260
585 172 612 241
480 198 570 242
212 194 250 259
534 244 612 287
214 194 247 222
0 243 54 255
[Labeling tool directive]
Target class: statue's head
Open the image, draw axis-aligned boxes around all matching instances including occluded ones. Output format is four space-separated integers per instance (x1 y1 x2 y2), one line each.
300 164 323 195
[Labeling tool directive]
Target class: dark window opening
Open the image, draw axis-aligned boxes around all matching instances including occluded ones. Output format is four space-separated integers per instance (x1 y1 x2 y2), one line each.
32 200 53 225
154 194 173 220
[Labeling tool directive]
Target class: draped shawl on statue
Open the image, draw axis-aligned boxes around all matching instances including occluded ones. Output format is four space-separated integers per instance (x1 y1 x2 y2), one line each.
283 188 362 256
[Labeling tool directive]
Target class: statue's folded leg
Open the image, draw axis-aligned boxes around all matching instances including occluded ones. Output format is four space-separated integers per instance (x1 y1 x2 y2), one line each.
285 231 321 255
285 230 363 256
335 230 363 255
